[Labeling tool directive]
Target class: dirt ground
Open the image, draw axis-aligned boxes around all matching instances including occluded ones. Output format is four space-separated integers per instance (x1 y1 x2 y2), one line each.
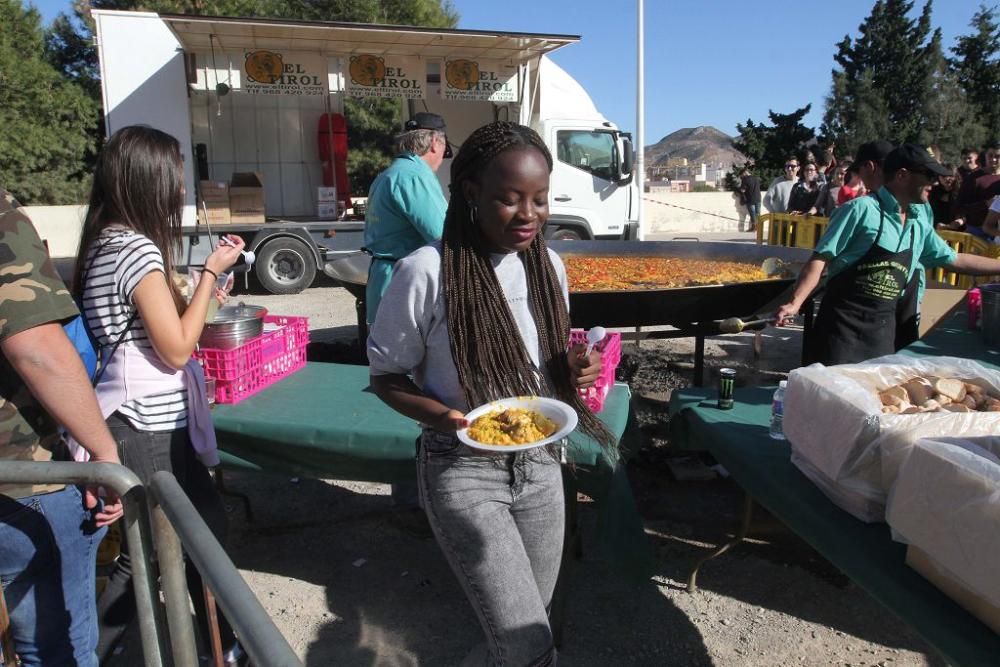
110 277 946 666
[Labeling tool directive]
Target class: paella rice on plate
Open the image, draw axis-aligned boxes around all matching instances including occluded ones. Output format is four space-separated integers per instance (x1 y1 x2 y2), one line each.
467 407 559 446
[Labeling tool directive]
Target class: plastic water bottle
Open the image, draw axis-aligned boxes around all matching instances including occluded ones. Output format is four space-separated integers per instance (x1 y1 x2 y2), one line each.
769 380 787 440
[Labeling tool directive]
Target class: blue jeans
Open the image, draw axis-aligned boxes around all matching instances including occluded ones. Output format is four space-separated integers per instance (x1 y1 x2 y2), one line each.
418 430 564 666
746 203 759 229
0 484 105 667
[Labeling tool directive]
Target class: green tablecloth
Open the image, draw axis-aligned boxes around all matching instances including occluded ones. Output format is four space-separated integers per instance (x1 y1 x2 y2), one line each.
900 309 999 370
667 309 1000 666
213 362 651 573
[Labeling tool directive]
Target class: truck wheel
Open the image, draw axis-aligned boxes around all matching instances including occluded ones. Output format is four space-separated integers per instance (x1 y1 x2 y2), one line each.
256 237 316 294
550 228 583 241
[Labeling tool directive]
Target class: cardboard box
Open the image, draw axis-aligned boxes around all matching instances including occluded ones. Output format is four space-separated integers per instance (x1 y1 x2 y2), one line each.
317 186 338 202
229 172 265 224
906 545 1000 634
317 202 340 219
200 180 229 202
198 180 231 225
198 205 231 226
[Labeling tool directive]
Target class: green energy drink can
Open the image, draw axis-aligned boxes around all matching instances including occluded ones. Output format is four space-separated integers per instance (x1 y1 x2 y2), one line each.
718 368 736 409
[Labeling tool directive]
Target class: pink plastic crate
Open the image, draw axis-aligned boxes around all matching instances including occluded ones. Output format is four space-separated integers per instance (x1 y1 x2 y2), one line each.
195 315 309 405
569 328 622 412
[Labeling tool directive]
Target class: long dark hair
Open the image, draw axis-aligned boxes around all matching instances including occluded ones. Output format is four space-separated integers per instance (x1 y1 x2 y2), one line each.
73 126 185 306
442 121 617 454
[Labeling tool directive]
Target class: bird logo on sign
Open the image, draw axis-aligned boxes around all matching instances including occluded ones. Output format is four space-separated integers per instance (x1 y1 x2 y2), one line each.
445 59 480 91
349 55 386 86
245 50 284 84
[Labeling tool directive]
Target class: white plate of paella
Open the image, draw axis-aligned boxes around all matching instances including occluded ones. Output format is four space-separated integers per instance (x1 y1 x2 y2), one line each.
457 396 578 452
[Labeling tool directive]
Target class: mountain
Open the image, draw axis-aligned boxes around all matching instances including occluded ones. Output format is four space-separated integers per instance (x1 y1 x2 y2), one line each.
644 126 746 168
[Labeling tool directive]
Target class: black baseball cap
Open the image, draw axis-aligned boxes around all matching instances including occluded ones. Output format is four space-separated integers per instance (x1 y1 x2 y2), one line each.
404 112 446 132
850 140 894 171
884 144 952 178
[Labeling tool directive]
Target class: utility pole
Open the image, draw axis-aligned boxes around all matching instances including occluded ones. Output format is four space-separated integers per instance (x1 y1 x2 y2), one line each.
636 0 645 240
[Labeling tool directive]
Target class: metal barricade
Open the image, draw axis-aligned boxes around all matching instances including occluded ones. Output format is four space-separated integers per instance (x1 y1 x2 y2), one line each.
148 471 302 667
0 462 167 667
759 216 1000 288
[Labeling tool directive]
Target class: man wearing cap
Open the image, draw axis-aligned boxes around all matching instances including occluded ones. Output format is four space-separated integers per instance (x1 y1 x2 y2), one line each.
850 140 924 349
775 145 1000 365
362 112 450 527
363 112 450 325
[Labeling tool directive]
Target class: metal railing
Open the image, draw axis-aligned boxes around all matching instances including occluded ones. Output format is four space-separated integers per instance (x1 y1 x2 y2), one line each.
0 462 167 667
757 213 1000 287
0 464 302 667
147 471 302 667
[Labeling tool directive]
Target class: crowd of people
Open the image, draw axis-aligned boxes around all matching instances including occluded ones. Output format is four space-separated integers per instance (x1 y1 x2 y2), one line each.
745 140 1000 241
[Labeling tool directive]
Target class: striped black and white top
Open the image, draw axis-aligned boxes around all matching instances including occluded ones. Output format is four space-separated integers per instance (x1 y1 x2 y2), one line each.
81 227 188 431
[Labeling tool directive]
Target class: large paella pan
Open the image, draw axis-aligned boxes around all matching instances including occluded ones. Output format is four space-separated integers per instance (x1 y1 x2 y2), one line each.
324 241 812 330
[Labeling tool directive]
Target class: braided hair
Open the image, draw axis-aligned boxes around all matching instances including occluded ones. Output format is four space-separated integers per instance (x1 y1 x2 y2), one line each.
442 121 617 455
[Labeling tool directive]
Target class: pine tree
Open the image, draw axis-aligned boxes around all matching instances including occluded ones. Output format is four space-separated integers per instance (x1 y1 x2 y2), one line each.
950 4 1000 138
0 0 98 203
734 105 815 184
821 0 943 154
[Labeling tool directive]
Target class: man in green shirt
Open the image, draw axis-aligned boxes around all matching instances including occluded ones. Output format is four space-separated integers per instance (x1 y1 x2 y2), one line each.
363 112 450 325
775 145 1000 365
0 190 123 665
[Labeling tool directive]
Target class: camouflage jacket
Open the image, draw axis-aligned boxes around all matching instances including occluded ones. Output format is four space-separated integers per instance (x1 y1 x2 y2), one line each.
0 190 79 498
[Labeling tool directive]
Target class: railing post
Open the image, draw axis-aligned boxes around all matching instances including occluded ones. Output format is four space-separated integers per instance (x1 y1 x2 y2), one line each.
0 462 168 667
149 471 302 667
149 503 200 667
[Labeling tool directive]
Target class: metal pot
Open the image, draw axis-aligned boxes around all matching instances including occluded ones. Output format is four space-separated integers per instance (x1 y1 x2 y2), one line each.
199 303 268 350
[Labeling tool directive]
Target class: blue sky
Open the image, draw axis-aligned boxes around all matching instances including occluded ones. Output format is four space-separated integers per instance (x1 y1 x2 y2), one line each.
30 0 990 144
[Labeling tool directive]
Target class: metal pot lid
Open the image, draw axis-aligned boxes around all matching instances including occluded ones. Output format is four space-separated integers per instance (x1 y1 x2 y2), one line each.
208 303 267 325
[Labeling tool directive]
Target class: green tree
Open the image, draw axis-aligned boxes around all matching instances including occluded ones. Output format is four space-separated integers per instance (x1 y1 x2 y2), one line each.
44 0 458 195
1 0 98 203
821 0 942 154
950 4 1000 138
921 51 989 163
734 105 815 184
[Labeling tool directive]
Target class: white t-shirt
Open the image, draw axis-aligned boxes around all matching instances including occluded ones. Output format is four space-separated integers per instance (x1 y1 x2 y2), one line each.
367 242 569 414
81 228 188 431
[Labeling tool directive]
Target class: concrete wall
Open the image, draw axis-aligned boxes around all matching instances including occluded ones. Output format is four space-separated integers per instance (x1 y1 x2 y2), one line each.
642 189 751 235
23 205 88 258
27 190 752 256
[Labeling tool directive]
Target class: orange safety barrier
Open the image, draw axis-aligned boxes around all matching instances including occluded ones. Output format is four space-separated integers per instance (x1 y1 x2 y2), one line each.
757 214 1000 287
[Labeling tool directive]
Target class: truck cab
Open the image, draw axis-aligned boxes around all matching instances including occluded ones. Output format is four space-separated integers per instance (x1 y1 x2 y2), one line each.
543 119 636 240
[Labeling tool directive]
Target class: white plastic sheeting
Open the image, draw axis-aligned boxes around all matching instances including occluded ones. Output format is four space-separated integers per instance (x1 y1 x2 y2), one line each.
783 354 1000 522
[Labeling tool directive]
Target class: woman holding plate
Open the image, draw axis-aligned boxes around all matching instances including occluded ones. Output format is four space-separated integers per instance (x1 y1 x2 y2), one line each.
368 121 617 665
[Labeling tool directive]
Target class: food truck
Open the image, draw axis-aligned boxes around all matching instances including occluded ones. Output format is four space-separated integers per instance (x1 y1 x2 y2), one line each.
93 10 639 293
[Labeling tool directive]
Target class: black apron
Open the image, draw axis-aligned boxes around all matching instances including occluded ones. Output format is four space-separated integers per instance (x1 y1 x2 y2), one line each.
894 270 921 350
807 201 915 366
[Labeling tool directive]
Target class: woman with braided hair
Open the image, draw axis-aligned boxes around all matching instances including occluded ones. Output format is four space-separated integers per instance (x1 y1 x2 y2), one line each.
368 120 616 664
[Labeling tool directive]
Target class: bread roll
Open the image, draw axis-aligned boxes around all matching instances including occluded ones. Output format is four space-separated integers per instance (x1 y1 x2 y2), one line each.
932 378 966 402
962 394 979 410
943 403 971 413
881 405 901 414
901 405 922 414
879 385 909 406
903 378 934 405
932 394 953 405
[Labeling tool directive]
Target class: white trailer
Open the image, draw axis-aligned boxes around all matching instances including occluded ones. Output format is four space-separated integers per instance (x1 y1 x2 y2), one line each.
93 10 638 292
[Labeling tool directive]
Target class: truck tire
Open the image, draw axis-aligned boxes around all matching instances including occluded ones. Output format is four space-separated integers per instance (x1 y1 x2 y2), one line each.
550 228 583 241
255 237 316 294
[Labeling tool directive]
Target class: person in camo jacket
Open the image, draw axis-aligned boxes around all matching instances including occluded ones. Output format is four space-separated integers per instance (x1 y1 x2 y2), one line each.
0 189 124 667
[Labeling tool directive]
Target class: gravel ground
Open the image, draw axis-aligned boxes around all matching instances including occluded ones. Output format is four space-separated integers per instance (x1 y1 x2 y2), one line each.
110 275 945 666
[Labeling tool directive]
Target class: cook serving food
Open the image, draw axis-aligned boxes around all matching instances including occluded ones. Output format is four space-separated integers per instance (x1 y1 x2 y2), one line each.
775 145 1000 366
367 121 617 665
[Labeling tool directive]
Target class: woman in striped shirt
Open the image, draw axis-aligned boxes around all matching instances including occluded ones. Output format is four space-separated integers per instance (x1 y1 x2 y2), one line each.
73 126 249 665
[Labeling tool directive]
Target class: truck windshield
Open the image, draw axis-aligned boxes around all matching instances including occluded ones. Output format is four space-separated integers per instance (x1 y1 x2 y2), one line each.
556 130 618 182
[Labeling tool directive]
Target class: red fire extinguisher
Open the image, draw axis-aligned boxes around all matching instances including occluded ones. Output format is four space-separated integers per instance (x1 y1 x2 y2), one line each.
318 113 351 213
